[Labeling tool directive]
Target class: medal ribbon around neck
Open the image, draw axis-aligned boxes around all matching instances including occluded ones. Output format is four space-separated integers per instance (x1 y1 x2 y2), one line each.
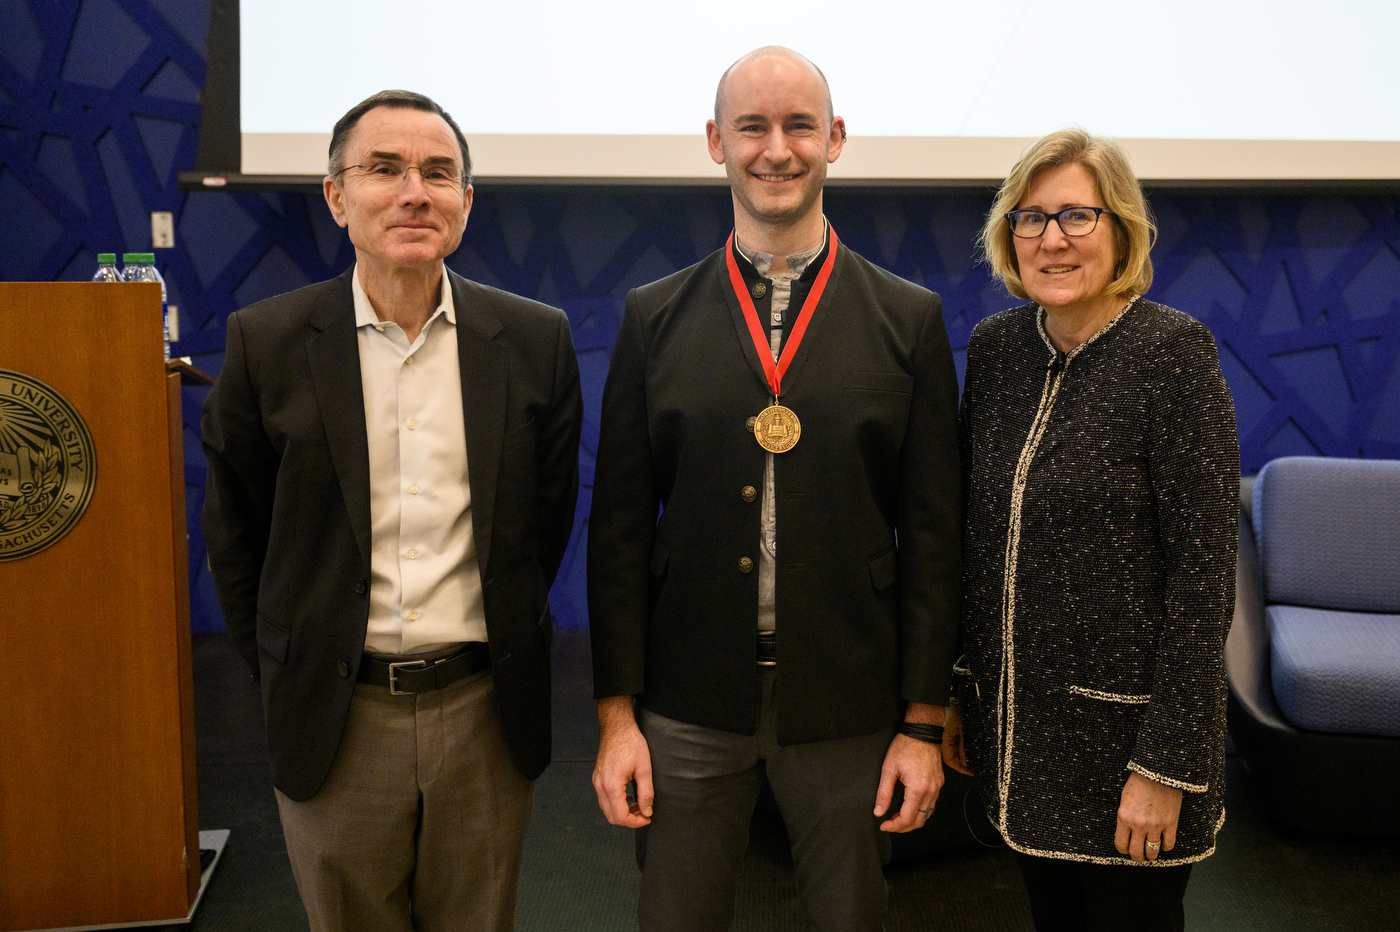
725 226 838 453
724 226 838 402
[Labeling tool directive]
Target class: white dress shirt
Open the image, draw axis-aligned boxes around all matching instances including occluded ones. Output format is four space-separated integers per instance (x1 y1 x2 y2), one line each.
353 265 486 655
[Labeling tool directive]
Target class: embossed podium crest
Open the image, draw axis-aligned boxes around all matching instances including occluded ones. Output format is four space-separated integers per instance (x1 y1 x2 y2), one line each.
0 369 97 561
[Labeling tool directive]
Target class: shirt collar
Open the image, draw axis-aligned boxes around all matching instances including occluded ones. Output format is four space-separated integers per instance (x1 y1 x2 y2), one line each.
352 263 456 331
734 218 830 279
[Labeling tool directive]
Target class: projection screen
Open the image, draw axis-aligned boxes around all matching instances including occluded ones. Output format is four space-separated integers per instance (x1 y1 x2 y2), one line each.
231 0 1400 184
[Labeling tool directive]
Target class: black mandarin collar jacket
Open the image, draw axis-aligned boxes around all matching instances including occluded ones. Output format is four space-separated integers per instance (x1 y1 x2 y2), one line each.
588 239 963 744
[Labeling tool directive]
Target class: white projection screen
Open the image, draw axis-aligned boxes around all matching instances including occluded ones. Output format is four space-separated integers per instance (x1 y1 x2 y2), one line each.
238 0 1400 184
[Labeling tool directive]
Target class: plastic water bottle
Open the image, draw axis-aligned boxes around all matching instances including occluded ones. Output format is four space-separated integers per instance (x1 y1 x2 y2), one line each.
92 253 122 282
123 252 169 360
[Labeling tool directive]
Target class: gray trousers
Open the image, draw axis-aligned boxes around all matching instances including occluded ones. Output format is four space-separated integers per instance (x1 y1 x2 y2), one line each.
274 670 533 932
637 668 896 932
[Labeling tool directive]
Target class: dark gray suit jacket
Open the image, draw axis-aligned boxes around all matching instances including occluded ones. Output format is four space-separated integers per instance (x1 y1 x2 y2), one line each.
202 266 582 800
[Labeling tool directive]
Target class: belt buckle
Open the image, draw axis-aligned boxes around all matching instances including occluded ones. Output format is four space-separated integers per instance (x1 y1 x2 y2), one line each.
756 632 777 667
387 659 430 696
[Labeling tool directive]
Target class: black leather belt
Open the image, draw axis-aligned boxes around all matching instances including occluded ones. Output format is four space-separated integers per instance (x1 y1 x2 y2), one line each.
757 631 777 666
357 643 491 695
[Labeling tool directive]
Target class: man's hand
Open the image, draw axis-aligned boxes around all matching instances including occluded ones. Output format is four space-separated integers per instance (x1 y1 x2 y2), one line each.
873 702 946 833
941 702 974 776
592 695 654 827
1114 771 1183 862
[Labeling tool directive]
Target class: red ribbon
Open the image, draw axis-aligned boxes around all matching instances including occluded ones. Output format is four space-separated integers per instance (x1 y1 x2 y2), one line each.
724 226 838 400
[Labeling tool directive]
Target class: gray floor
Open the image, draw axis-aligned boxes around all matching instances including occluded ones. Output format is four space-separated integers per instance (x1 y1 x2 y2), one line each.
179 631 1399 932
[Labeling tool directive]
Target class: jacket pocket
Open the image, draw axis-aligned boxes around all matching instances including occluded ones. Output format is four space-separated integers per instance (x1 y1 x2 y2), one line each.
502 418 536 453
1067 685 1151 704
844 371 914 393
256 614 290 664
868 546 897 591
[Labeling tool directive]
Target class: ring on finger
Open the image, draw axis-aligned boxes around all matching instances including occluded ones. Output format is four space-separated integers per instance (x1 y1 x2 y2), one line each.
1146 840 1161 851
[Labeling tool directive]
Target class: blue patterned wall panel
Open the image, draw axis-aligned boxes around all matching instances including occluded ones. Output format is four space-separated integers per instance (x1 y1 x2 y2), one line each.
3 0 1398 632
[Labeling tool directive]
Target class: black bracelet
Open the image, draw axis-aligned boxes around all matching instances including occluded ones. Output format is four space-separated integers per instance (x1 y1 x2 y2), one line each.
898 722 944 744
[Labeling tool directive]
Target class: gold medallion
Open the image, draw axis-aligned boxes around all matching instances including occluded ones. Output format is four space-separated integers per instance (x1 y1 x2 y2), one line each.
753 405 801 453
0 368 98 562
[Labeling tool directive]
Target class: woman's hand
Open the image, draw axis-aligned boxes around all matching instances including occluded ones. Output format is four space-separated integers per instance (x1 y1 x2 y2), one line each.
941 703 974 776
1115 771 1182 862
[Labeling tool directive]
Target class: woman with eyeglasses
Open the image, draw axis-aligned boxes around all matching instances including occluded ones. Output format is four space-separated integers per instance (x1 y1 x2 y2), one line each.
942 129 1239 932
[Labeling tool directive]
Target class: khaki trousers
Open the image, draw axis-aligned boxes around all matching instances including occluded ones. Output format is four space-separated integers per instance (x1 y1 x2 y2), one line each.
275 669 533 932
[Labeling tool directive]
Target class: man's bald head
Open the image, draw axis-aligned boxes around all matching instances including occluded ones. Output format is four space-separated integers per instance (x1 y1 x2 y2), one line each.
714 46 834 124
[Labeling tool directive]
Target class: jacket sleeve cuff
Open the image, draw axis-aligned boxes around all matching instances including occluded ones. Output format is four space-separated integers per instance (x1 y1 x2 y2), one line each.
1127 760 1209 794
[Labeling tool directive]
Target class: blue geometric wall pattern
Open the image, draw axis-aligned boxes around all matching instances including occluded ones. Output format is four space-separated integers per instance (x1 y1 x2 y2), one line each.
3 0 1398 633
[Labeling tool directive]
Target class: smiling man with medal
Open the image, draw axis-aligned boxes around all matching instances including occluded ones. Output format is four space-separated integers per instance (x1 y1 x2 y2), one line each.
588 47 963 931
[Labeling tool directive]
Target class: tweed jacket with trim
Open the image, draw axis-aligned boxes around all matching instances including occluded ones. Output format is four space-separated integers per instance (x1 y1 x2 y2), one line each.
957 298 1238 864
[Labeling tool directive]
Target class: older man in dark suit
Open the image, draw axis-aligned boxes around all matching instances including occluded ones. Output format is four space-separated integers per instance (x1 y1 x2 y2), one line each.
201 89 581 932
588 48 963 931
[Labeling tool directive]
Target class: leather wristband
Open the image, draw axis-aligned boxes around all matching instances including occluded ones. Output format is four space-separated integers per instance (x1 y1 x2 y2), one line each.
898 722 945 744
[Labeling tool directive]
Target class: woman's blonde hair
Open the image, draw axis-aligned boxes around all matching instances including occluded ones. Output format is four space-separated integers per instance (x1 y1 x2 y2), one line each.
979 129 1156 301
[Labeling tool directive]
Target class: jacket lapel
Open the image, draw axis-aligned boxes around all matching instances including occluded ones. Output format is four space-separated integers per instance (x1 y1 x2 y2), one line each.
771 240 845 391
721 246 776 400
450 272 507 575
305 270 372 572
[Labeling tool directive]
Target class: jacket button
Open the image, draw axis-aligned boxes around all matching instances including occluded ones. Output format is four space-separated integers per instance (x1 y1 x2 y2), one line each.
746 416 756 432
354 577 367 594
741 486 757 502
751 281 767 299
738 557 753 573
337 661 349 677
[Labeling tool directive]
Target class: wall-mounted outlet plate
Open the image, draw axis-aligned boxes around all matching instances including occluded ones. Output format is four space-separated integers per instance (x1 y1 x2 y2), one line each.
152 211 174 248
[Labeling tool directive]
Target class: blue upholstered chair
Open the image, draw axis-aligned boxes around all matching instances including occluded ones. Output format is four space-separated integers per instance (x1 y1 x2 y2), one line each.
1227 456 1400 836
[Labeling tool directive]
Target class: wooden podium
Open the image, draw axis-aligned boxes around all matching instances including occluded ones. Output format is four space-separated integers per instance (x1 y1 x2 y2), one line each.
0 283 206 930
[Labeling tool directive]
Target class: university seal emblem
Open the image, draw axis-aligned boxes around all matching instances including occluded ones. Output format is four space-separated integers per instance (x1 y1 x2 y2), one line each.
0 369 97 561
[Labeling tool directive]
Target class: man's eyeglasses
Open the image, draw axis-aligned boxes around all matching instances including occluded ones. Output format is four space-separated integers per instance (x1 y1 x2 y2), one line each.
1005 207 1114 238
334 160 466 192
